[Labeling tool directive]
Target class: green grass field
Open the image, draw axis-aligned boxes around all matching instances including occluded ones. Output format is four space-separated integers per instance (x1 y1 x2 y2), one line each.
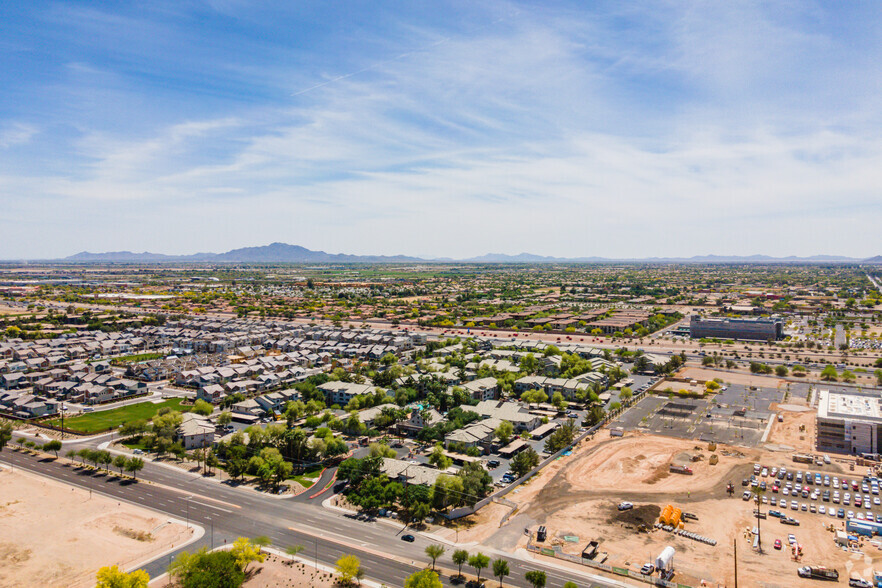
115 352 165 363
47 398 191 434
291 466 324 488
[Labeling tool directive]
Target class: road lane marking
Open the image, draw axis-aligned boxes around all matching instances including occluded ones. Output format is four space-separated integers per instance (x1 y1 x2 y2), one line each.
190 501 233 513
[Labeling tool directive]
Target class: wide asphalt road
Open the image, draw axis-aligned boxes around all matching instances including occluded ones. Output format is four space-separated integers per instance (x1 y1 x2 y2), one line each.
1 449 635 588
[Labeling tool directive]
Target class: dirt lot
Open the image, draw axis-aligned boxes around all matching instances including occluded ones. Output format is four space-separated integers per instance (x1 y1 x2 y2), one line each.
241 553 338 588
457 431 882 587
0 466 192 588
766 404 816 453
678 367 785 388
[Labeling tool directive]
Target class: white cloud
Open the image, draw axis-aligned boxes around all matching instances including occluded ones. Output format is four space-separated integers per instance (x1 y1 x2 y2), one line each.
0 122 37 148
2 2 882 258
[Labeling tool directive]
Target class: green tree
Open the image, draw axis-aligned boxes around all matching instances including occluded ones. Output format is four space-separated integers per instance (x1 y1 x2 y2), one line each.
192 399 214 416
95 565 149 588
563 582 579 588
775 365 788 377
428 443 452 469
493 558 510 587
230 537 266 573
114 454 128 475
510 447 540 478
425 544 445 571
821 364 839 381
0 422 13 453
525 570 547 588
217 411 233 426
494 421 514 445
42 439 62 458
336 554 362 586
405 569 441 588
452 549 469 578
125 457 144 479
168 548 244 588
468 553 490 582
368 442 396 459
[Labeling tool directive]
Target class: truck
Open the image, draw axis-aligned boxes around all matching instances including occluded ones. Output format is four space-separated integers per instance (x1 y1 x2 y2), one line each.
798 566 839 581
793 454 815 464
581 540 599 560
670 464 694 475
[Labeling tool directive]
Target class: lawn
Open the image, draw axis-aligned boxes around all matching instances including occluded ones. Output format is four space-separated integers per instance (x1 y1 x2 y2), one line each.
46 398 192 434
114 352 165 363
291 466 324 488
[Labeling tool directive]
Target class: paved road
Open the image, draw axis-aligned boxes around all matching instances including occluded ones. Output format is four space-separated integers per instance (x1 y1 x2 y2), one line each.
0 450 636 588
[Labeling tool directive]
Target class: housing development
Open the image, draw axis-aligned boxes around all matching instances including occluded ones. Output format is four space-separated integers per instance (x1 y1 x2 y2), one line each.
1 259 882 588
4 3 882 588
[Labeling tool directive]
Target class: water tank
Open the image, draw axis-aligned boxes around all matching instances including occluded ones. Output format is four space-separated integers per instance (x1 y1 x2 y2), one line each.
655 546 675 571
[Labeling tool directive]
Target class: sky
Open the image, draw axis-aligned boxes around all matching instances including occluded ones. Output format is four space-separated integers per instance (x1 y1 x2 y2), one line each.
1 1 881 260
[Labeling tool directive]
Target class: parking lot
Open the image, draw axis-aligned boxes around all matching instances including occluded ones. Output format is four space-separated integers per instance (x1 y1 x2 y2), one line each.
745 464 882 527
612 381 778 447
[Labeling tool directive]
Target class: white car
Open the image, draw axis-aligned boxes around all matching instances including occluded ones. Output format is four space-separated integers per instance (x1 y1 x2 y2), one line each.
819 505 826 514
848 511 855 519
791 500 799 510
873 497 879 506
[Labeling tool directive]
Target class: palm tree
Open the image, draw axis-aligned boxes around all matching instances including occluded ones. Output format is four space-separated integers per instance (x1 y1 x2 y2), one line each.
425 544 445 571
493 559 510 587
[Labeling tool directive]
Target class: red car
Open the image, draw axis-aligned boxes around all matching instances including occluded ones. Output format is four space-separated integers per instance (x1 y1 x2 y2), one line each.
774 539 782 550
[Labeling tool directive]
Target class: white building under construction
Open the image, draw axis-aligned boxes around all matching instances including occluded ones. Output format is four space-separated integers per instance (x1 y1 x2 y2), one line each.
816 389 882 455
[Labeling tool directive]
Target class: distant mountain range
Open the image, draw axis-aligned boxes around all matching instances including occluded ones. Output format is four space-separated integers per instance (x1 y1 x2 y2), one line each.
32 243 881 264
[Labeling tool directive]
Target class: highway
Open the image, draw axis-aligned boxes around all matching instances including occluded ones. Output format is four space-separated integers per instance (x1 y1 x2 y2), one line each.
0 449 635 588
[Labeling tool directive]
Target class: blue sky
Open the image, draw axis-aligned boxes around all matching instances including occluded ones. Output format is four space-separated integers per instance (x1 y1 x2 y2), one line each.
1 1 880 259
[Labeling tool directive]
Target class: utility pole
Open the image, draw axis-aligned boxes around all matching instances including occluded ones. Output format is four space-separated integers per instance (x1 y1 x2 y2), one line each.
60 400 64 440
734 537 738 588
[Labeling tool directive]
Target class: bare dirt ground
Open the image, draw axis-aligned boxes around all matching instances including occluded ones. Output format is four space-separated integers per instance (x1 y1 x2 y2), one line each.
242 553 338 588
457 431 881 587
766 404 817 453
0 466 192 588
678 367 786 388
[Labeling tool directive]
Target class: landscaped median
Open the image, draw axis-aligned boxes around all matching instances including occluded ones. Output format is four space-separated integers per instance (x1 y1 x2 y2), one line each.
44 397 192 435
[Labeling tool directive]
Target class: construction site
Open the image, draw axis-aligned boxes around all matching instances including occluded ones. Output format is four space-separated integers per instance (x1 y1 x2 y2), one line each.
444 397 882 587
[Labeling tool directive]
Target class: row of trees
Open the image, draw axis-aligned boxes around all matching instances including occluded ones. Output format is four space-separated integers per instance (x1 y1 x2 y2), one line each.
68 448 145 478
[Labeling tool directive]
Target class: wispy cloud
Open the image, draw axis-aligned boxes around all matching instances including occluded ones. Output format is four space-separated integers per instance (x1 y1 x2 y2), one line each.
0 122 37 148
0 1 880 258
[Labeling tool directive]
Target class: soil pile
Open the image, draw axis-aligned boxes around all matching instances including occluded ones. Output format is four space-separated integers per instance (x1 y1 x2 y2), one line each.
608 504 661 527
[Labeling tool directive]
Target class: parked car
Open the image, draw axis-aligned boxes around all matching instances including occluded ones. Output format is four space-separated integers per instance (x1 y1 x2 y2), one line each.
640 563 655 575
618 502 634 511
774 539 782 550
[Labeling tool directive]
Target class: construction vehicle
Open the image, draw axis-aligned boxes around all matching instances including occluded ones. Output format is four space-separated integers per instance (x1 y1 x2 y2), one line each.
669 464 693 475
793 454 814 464
797 566 839 581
